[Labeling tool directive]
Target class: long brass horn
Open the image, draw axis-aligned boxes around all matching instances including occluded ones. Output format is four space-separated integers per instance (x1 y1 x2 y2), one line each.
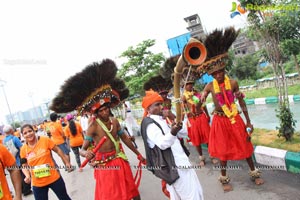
173 38 207 123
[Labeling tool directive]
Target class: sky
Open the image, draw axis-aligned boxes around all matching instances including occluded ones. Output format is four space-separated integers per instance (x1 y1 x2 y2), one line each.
0 0 248 124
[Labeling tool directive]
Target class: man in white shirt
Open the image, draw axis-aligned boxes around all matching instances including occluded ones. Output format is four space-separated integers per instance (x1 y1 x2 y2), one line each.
80 114 89 135
141 90 204 200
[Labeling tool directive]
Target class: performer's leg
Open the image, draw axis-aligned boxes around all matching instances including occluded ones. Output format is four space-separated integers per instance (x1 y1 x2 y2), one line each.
195 145 205 166
207 143 219 164
246 156 264 185
219 160 233 192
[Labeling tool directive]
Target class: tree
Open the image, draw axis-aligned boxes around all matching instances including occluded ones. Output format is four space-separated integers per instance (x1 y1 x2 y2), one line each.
118 39 165 96
281 39 300 77
239 0 298 141
230 53 259 80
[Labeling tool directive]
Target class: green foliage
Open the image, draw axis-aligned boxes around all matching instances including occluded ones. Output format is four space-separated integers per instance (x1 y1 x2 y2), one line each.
239 0 299 142
230 53 260 80
276 103 297 141
118 39 165 96
11 121 21 129
238 79 257 86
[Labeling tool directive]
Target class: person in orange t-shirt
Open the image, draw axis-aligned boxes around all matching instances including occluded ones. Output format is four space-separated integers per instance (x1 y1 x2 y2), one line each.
13 128 21 140
0 144 22 200
0 134 4 144
64 114 84 170
20 124 72 200
49 113 72 168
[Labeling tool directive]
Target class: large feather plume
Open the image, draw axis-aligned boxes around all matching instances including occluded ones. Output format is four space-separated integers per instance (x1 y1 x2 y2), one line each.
143 75 173 93
159 55 180 81
204 26 240 59
50 59 120 113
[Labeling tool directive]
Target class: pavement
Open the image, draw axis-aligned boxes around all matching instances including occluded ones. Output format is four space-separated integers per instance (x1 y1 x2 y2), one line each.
7 136 300 200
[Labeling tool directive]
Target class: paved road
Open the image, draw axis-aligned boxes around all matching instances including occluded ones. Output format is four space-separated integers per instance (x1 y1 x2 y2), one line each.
8 136 300 200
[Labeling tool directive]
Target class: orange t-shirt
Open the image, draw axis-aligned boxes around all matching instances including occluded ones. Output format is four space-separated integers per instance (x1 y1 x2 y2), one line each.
0 135 4 144
48 121 65 145
64 122 84 147
20 136 60 187
13 131 21 138
0 144 16 200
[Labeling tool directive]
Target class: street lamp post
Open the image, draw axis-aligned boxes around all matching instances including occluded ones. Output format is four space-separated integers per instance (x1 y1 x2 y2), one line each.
0 79 15 127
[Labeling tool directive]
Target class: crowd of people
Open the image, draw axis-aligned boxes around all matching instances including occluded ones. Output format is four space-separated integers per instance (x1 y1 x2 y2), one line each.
0 27 265 200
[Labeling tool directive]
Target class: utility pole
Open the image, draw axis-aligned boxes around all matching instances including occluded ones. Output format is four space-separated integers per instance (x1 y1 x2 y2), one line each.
0 79 15 127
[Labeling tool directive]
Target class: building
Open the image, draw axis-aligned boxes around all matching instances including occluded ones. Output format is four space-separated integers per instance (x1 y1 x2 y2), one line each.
166 14 213 84
232 32 259 56
5 105 45 125
183 14 206 41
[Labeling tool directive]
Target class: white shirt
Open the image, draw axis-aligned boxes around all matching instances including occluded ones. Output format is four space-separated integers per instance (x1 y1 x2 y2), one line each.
146 115 191 167
80 115 89 132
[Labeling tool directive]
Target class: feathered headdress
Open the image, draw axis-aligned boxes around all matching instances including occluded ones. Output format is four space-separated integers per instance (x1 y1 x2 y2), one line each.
50 59 129 115
181 67 202 86
159 54 180 81
199 26 240 75
143 75 173 95
143 55 180 94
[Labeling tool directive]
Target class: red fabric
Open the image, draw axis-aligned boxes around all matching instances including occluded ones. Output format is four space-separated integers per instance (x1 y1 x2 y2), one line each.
187 113 210 146
220 83 231 108
161 180 170 198
94 151 139 200
208 114 254 161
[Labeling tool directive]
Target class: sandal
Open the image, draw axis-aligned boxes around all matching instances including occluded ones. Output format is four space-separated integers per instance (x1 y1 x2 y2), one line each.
219 175 233 192
249 169 264 185
199 155 206 167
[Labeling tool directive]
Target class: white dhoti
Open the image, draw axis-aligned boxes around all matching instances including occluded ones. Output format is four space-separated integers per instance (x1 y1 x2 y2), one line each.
167 168 204 200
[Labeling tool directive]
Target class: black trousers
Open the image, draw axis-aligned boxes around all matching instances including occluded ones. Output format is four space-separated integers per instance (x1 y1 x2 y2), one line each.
20 169 32 194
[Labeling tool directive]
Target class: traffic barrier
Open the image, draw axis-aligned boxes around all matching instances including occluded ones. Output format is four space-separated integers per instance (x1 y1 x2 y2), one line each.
245 98 255 105
265 96 278 104
254 146 287 171
293 95 300 102
285 151 300 174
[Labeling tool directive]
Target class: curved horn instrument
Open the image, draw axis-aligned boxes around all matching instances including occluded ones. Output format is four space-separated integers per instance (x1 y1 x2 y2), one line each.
173 38 207 123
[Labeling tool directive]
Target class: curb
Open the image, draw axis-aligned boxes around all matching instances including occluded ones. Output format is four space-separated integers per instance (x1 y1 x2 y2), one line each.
244 95 300 105
252 146 300 174
200 144 300 174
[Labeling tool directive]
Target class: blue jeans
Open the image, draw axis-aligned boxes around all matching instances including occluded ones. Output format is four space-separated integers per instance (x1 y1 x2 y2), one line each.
32 176 71 200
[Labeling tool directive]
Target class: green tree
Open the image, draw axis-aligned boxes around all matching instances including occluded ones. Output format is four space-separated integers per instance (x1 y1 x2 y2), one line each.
239 0 299 141
281 39 300 77
230 53 259 80
118 39 165 96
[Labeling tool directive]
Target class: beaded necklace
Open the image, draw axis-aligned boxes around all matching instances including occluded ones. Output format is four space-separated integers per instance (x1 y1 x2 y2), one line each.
213 75 238 124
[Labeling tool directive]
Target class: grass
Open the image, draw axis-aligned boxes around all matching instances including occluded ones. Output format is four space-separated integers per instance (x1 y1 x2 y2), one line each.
244 85 300 99
251 128 300 152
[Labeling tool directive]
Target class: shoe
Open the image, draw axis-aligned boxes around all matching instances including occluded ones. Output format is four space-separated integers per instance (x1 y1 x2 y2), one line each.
23 190 33 196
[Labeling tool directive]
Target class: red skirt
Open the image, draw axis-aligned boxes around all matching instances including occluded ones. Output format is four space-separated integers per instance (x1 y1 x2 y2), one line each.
208 114 254 161
94 151 139 200
187 113 210 146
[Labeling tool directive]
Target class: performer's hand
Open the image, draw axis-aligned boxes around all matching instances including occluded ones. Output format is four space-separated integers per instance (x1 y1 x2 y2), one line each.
170 122 183 136
85 150 95 160
200 91 207 103
246 122 254 134
137 154 146 165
